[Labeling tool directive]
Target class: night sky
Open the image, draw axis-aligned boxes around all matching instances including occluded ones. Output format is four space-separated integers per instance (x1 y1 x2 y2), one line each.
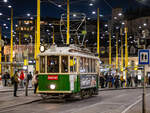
0 0 144 18
0 0 148 38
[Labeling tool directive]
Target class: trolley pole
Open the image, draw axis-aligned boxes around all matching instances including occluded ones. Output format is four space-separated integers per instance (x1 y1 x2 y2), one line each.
10 8 13 77
97 8 100 58
36 0 41 71
67 0 70 45
52 26 55 44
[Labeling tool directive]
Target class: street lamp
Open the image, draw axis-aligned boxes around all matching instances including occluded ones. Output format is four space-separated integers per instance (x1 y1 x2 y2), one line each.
0 13 2 16
92 11 96 15
3 0 7 3
27 13 31 17
8 5 12 8
89 3 93 6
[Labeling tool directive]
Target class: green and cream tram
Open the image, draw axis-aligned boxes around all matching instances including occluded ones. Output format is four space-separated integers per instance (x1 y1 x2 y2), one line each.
37 45 100 99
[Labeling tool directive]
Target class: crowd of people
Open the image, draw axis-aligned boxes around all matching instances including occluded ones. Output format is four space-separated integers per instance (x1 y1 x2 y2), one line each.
99 72 150 88
0 70 38 97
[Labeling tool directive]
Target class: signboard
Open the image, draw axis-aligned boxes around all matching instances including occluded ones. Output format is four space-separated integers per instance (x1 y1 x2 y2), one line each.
80 75 97 89
138 49 150 65
48 75 58 80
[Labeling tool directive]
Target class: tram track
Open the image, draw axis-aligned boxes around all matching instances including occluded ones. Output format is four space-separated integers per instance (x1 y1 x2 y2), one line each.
0 99 42 113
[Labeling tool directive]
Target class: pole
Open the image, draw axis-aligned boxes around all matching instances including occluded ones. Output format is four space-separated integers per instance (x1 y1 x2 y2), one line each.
19 32 21 45
125 27 128 87
36 0 40 71
0 26 2 74
116 33 118 69
67 0 70 45
142 32 146 113
34 19 37 60
10 8 13 77
97 8 100 58
142 65 146 113
109 32 112 67
120 28 124 72
53 27 55 44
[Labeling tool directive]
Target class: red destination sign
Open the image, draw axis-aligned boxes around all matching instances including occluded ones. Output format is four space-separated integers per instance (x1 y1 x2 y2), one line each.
48 75 58 80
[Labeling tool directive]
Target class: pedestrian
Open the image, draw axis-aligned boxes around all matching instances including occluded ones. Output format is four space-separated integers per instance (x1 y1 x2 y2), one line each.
27 72 32 88
108 73 113 88
13 71 19 97
99 74 105 88
120 75 124 88
25 72 32 96
20 71 24 88
105 73 108 88
149 76 150 85
6 72 11 86
114 75 119 88
134 75 138 87
127 75 131 87
3 72 8 86
32 71 38 94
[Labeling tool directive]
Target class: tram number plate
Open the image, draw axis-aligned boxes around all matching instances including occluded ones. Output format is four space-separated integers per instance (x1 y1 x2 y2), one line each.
48 75 58 80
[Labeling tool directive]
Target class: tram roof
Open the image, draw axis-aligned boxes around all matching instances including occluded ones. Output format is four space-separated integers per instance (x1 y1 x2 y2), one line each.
38 45 99 59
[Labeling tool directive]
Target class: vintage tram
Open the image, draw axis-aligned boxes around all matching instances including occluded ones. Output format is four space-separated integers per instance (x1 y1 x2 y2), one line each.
37 45 100 99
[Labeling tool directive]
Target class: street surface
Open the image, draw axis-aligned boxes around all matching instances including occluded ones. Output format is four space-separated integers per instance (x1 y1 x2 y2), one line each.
0 88 150 113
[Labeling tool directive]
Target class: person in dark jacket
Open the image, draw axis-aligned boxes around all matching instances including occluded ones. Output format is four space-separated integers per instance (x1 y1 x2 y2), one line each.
13 71 19 97
114 75 119 88
100 75 105 88
149 76 150 85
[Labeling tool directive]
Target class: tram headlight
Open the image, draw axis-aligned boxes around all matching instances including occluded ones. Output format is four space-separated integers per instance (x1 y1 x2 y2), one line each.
50 84 56 90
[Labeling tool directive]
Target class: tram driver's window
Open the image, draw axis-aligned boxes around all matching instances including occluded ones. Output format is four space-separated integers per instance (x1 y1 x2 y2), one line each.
47 56 59 73
40 56 45 73
61 56 68 73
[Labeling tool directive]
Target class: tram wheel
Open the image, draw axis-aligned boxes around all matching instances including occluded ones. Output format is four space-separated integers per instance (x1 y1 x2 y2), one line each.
80 90 84 99
89 89 93 97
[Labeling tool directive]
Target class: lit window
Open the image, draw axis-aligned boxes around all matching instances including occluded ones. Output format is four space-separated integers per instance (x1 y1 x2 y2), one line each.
61 56 68 73
21 27 23 31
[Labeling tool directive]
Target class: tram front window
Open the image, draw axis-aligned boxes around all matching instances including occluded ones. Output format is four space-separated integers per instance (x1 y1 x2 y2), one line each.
47 56 59 73
61 56 68 73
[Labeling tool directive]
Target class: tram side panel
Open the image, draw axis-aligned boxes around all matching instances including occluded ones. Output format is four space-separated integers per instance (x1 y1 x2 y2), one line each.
37 74 98 94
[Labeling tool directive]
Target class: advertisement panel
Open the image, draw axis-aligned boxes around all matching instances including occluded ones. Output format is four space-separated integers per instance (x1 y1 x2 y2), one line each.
80 75 97 89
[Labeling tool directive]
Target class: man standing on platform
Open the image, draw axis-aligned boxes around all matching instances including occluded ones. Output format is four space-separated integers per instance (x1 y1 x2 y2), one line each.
13 71 19 97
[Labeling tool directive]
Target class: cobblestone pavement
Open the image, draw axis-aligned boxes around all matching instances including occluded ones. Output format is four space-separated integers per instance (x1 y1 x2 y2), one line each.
0 88 150 113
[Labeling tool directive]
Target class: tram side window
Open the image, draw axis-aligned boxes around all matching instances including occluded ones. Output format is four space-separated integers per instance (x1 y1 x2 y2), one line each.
47 56 59 73
74 57 77 72
40 56 45 73
80 57 84 73
89 59 91 73
70 56 77 72
61 56 68 73
92 59 96 73
93 59 96 72
86 59 89 73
